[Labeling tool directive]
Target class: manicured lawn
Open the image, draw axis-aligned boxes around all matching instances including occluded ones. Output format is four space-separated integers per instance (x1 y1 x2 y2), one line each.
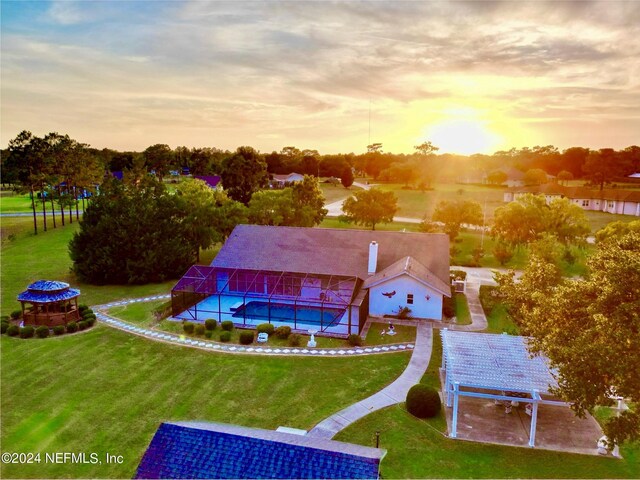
479 285 519 334
584 211 639 234
319 183 360 204
319 217 421 232
365 322 417 345
1 327 410 478
0 193 34 213
453 293 471 325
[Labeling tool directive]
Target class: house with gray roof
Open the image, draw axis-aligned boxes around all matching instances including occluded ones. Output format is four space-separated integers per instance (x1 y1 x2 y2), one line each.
171 225 450 336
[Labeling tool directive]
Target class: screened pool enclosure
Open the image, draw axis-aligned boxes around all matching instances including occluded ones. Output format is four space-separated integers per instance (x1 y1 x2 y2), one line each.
171 266 365 336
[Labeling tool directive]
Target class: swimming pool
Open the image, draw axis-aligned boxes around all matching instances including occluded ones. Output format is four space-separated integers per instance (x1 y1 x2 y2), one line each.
232 301 345 329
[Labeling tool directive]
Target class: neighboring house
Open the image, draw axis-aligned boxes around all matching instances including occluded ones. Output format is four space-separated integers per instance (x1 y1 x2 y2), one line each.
135 421 386 479
193 175 222 190
487 167 526 187
503 184 640 216
171 225 451 336
272 172 305 187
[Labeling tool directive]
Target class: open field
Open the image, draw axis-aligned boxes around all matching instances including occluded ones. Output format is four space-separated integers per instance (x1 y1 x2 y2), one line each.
319 182 361 203
0 193 34 213
1 327 409 478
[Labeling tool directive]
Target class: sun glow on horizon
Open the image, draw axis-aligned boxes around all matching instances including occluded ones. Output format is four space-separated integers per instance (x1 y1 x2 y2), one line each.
421 108 503 155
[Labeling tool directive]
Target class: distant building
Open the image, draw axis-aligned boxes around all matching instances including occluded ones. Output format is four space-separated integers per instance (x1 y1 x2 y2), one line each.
504 184 640 216
271 172 305 187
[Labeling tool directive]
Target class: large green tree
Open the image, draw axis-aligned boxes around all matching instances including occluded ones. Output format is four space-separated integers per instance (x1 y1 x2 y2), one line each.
493 194 589 246
496 232 640 446
431 199 483 241
341 188 397 230
69 176 194 284
220 146 268 204
143 144 174 180
595 220 640 243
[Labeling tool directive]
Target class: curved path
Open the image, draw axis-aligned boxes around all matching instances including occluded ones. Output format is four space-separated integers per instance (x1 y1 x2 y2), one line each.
93 296 415 357
308 322 433 439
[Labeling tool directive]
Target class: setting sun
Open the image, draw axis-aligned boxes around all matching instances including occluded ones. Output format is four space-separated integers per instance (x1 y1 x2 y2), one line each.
423 119 502 155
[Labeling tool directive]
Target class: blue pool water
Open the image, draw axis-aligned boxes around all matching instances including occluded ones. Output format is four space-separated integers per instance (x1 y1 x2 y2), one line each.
232 301 345 328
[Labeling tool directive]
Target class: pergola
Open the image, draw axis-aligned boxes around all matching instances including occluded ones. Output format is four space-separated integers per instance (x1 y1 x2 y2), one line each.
441 329 569 447
18 280 81 327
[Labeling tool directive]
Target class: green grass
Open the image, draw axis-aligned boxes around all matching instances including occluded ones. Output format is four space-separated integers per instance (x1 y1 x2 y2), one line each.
584 211 639 234
0 193 34 213
453 293 471 325
479 285 519 334
1 326 410 478
365 322 417 345
319 217 421 232
319 183 360 204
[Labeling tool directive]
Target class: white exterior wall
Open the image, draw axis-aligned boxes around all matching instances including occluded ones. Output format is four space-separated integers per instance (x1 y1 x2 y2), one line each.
368 275 443 321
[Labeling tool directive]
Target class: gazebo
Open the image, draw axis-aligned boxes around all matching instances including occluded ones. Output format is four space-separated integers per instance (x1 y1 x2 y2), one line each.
441 329 571 448
18 280 81 327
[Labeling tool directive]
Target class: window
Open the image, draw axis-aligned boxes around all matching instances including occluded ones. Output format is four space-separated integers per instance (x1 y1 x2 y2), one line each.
582 200 589 207
407 294 414 305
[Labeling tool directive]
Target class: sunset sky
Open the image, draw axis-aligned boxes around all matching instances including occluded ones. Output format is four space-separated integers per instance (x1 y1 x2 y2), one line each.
1 1 639 155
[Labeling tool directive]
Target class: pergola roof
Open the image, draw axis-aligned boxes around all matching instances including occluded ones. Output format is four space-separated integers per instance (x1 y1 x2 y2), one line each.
18 280 80 304
441 329 557 395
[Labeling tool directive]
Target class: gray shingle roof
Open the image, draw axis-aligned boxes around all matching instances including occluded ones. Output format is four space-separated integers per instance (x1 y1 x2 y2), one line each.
362 256 451 296
212 225 450 286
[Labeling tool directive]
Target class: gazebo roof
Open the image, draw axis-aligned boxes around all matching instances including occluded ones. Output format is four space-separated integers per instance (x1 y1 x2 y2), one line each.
441 329 557 395
18 280 80 304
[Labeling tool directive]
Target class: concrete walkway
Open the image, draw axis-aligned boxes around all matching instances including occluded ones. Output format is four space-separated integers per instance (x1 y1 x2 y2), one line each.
307 322 433 439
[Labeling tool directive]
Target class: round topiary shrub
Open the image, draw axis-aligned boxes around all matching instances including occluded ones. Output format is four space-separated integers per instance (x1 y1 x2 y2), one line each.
10 310 22 320
53 325 66 336
82 312 96 321
239 331 254 345
195 324 205 336
288 333 302 347
85 317 96 327
36 326 50 338
1 322 8 334
20 326 35 338
78 304 89 313
274 325 291 339
204 330 213 339
347 334 363 347
256 323 275 335
205 319 217 331
183 322 195 334
7 325 20 337
219 331 231 342
66 322 78 333
221 320 234 331
406 384 441 418
78 320 88 331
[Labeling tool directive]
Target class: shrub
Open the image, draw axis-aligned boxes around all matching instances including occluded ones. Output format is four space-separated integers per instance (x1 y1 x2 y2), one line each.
204 330 213 339
443 288 455 318
7 325 20 337
36 326 50 338
78 320 88 331
450 269 468 281
347 334 363 347
53 325 66 336
274 325 292 339
20 326 35 338
288 333 302 347
66 322 78 333
205 319 217 331
221 320 234 331
219 331 231 342
85 317 96 327
1 322 8 334
1 315 10 322
239 331 254 345
82 313 96 321
397 306 411 319
10 310 22 320
195 324 205 336
79 304 89 312
256 323 275 335
406 384 441 418
183 322 195 334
